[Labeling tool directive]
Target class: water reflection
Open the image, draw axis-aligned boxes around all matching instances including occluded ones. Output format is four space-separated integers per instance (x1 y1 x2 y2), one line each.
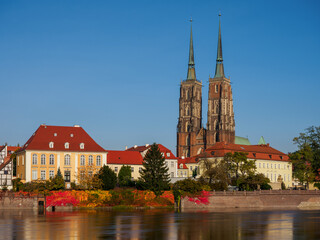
0 209 319 239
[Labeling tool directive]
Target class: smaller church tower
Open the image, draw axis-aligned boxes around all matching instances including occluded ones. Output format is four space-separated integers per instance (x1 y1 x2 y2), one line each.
206 14 235 148
177 20 205 158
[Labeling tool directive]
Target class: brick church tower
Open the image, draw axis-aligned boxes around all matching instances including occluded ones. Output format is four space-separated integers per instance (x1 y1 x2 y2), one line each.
177 21 205 158
206 14 235 148
177 15 235 158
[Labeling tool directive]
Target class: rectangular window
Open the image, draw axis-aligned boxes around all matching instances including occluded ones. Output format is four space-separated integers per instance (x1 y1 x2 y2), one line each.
32 170 37 180
171 162 174 168
267 163 269 168
80 171 85 180
259 163 261 168
263 163 265 168
131 167 134 172
190 166 193 171
4 170 8 175
275 164 276 169
64 171 71 182
170 172 174 178
167 153 170 157
22 156 24 165
271 164 273 169
115 167 118 172
278 164 280 169
49 170 54 178
139 167 142 172
40 170 46 180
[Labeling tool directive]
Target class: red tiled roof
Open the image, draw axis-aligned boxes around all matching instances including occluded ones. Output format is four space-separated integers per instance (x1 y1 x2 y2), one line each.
177 158 189 169
126 145 149 152
126 144 178 159
107 150 144 165
200 142 289 162
0 156 11 171
18 125 105 153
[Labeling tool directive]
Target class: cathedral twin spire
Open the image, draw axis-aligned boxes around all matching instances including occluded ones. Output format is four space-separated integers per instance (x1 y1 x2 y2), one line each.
186 15 225 80
177 14 235 158
187 19 196 80
214 13 225 78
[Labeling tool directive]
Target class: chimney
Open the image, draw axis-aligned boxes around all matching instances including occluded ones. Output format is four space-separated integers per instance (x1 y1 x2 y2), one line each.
134 145 138 148
145 144 149 147
125 146 128 150
74 125 80 127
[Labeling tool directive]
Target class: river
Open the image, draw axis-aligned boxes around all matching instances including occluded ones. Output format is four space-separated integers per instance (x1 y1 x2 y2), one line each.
0 209 319 239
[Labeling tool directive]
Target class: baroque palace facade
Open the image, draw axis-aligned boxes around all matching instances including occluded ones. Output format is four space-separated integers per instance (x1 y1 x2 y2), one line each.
177 16 235 158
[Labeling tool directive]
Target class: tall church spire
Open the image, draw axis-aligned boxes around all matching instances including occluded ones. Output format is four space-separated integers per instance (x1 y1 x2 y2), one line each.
214 13 225 78
187 19 196 80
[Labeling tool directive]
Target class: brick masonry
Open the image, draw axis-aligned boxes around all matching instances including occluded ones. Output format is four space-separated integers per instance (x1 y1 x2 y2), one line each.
0 192 44 210
181 190 320 209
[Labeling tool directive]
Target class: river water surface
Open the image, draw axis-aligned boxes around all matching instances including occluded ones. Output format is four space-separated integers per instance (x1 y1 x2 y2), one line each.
0 209 320 239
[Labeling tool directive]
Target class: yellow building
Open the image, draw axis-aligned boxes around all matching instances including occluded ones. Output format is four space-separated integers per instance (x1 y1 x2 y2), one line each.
179 141 292 188
16 124 107 186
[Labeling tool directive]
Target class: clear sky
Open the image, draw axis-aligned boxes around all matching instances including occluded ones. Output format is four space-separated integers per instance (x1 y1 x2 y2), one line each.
0 0 319 154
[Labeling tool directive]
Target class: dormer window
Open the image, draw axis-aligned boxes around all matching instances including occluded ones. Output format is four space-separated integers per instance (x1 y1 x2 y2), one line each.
80 143 84 149
54 133 57 137
65 142 69 149
49 142 54 148
253 153 256 157
166 153 170 157
180 164 183 168
269 155 272 159
161 152 164 156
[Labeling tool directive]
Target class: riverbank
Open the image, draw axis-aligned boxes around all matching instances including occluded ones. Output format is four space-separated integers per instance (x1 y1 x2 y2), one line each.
182 189 320 210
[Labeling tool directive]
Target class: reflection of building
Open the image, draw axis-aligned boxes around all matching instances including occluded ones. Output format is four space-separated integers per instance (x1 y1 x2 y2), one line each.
177 16 235 158
16 124 107 184
0 145 20 189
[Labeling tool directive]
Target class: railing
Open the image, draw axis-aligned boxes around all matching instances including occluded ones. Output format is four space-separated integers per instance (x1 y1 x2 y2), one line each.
210 189 320 196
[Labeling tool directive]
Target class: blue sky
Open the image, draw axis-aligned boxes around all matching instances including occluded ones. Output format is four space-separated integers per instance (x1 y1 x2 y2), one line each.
0 0 319 154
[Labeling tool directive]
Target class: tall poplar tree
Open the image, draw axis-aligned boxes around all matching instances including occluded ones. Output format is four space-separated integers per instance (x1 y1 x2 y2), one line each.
139 143 170 196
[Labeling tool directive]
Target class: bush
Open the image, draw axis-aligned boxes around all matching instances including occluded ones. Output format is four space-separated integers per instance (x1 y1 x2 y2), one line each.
314 182 320 190
173 179 203 194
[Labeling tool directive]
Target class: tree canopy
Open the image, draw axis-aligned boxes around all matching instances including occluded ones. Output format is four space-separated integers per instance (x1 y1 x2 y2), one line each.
118 165 133 187
139 143 170 196
291 126 320 184
97 166 117 190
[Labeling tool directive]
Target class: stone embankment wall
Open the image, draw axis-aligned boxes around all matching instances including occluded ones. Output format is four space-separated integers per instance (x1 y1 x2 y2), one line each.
0 192 44 210
182 190 320 209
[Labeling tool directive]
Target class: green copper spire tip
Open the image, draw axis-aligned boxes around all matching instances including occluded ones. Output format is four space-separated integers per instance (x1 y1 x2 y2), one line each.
187 18 196 80
214 13 225 78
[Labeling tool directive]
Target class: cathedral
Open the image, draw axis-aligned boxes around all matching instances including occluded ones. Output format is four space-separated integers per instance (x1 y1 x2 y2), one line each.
177 16 235 158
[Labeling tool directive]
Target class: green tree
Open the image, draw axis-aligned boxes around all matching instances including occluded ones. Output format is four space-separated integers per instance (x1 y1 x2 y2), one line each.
199 157 229 190
97 165 117 190
289 145 315 189
118 165 132 187
139 143 170 196
223 152 256 187
293 126 320 181
48 167 65 190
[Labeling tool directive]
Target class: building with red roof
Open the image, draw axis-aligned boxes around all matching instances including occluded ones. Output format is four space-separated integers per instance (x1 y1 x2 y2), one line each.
126 144 178 179
0 145 20 189
106 150 144 179
16 124 107 184
178 141 292 188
